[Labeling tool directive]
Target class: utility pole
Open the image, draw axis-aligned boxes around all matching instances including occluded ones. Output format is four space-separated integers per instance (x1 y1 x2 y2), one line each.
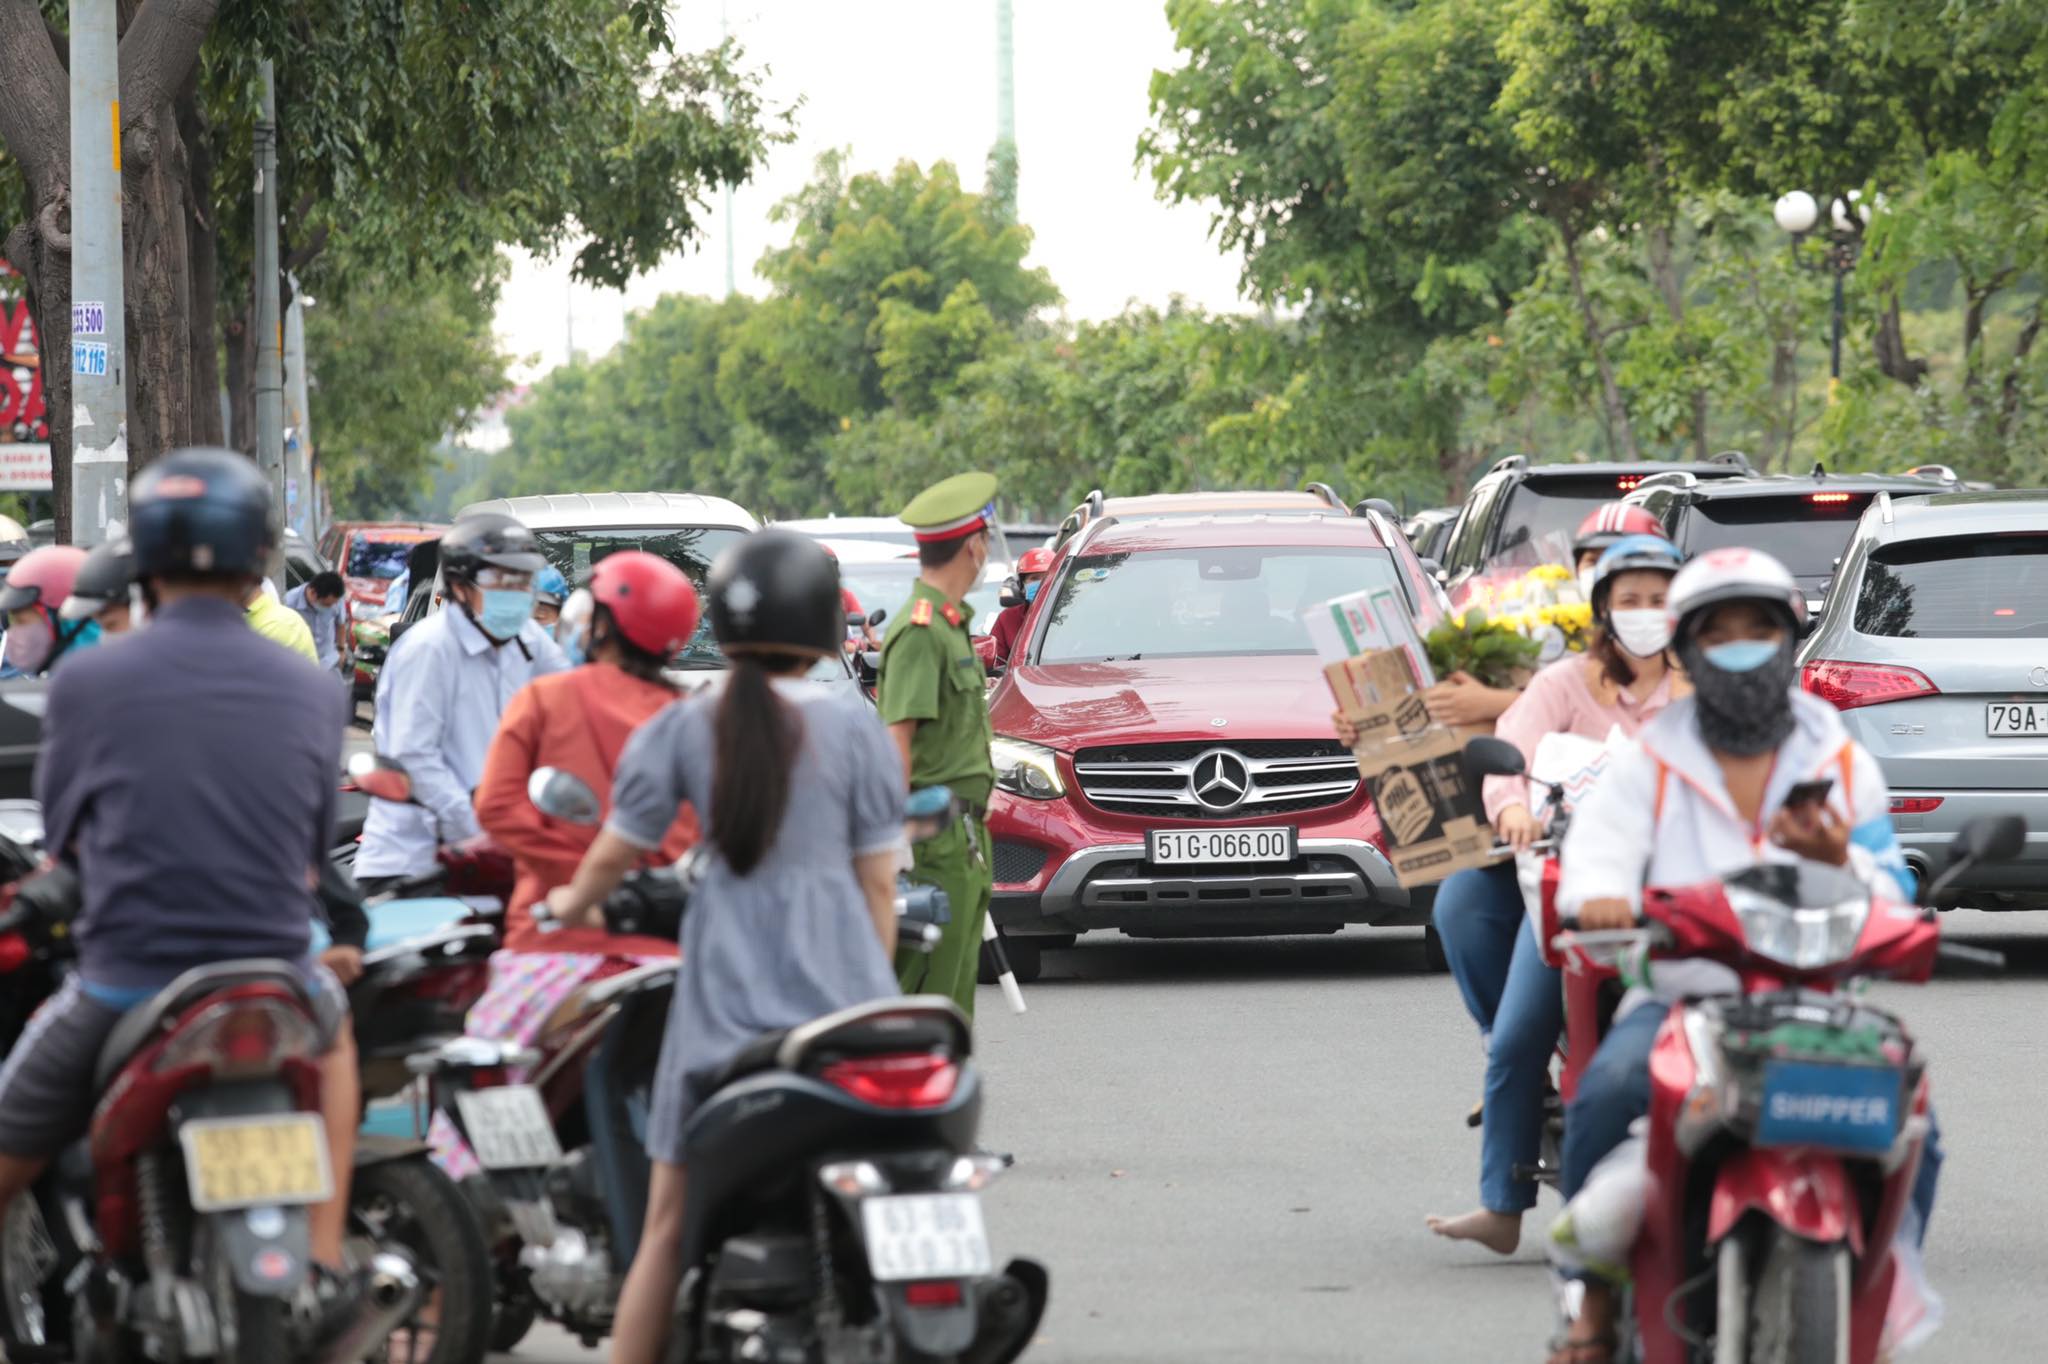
283 285 312 538
991 0 1018 221
68 0 128 547
253 59 286 585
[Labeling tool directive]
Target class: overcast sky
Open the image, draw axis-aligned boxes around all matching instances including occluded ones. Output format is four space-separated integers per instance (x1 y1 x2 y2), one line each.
493 1 1249 381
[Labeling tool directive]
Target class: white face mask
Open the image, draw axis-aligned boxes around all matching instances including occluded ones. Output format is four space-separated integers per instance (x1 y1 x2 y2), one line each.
1609 608 1672 659
1578 568 1597 601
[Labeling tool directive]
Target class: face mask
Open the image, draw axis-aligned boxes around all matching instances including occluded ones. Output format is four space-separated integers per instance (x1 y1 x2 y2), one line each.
1678 634 1798 756
1702 639 1781 673
475 588 534 641
1578 568 1597 601
1609 609 1672 659
1023 580 1040 604
4 616 52 674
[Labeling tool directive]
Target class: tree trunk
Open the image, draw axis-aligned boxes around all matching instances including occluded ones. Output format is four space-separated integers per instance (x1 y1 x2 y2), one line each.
1557 217 1641 461
1770 335 1799 473
121 100 195 470
224 302 254 451
1645 222 1709 460
1872 295 1929 387
1999 298 2044 440
178 80 222 447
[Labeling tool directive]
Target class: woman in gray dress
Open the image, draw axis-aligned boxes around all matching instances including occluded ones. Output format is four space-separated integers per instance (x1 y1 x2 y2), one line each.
540 530 906 1364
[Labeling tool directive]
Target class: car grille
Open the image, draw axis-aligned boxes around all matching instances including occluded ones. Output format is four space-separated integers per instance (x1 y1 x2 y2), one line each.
1073 740 1360 821
992 840 1049 885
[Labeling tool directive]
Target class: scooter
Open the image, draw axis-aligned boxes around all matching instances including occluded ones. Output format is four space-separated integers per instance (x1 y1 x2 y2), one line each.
1550 813 2020 1364
0 823 422 1364
413 768 1045 1361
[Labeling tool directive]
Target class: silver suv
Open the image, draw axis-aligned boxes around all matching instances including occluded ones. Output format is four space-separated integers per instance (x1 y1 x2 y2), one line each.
1799 490 2048 901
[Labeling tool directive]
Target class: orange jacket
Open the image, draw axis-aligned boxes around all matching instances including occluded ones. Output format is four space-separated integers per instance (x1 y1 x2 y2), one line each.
475 663 697 954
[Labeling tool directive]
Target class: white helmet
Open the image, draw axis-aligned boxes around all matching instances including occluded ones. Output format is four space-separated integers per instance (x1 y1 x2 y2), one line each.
1666 546 1806 637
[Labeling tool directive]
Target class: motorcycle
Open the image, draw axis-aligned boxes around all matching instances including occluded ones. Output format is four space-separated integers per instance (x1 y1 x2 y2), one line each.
0 812 422 1364
1550 812 2021 1364
334 753 517 910
408 767 1046 1362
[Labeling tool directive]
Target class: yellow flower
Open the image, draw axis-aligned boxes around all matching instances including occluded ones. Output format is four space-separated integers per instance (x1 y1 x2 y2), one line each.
1527 564 1572 584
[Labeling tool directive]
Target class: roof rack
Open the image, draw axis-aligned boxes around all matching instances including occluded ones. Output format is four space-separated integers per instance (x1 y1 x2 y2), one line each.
1707 450 1755 471
1487 454 1530 476
1353 497 1401 521
1876 490 1895 526
1903 464 1961 484
1632 470 1698 493
1303 481 1345 510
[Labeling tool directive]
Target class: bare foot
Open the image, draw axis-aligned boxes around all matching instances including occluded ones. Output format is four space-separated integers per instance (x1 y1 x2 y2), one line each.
1424 1207 1522 1255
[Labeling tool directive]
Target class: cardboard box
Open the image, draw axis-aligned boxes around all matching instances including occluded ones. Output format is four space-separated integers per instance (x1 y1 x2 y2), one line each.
1325 647 1500 890
1303 585 1436 686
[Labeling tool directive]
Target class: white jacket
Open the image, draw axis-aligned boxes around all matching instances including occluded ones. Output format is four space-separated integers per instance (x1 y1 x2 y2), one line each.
1557 689 1913 1013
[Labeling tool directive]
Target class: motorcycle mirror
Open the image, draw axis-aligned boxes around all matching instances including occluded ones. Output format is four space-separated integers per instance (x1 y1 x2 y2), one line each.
1953 813 2026 866
856 650 881 681
528 766 602 824
348 750 415 805
1462 735 1526 782
845 609 866 629
867 608 887 628
998 575 1024 609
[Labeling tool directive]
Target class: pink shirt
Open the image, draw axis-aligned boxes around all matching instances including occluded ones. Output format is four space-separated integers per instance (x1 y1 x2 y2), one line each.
1482 654 1678 825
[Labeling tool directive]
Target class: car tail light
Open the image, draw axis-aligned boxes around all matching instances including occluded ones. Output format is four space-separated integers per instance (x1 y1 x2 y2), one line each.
819 1053 960 1110
154 996 321 1078
0 931 26 973
904 1281 964 1309
1801 660 1938 710
1616 475 1642 491
1891 796 1944 814
1810 492 1853 504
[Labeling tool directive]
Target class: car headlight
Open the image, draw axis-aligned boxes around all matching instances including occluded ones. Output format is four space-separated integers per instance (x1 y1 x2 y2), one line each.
1727 884 1870 970
991 737 1064 800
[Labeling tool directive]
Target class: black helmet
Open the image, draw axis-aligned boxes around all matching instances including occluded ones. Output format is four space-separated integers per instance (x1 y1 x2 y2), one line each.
60 537 136 621
440 512 547 583
706 529 840 657
130 447 274 577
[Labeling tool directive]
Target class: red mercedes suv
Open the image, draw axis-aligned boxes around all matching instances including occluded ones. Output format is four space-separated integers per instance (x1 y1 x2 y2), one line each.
984 504 1450 979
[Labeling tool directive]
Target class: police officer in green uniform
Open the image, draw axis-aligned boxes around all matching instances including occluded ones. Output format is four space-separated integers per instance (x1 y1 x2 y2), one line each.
876 472 998 1016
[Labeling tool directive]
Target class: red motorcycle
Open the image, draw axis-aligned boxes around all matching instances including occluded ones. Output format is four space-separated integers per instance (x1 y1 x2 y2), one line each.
1552 814 2019 1364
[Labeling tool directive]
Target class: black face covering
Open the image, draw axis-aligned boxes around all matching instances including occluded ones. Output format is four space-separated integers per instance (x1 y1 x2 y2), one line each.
1676 635 1799 756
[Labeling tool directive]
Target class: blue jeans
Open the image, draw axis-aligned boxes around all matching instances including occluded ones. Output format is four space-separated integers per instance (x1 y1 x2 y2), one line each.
1434 863 1564 1213
1561 1001 1943 1243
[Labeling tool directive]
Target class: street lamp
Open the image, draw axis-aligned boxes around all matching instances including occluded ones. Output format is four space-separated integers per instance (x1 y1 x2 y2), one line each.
1777 190 1868 400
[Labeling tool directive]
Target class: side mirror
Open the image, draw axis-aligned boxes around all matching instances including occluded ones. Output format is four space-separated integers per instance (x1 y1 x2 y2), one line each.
527 766 602 824
1462 735 1526 782
1419 558 1443 578
998 575 1024 609
856 650 881 682
845 609 866 629
389 620 411 645
347 751 414 804
1953 814 2026 866
867 608 886 629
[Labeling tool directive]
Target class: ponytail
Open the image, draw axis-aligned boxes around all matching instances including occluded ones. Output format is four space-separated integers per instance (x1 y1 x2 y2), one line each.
710 652 804 875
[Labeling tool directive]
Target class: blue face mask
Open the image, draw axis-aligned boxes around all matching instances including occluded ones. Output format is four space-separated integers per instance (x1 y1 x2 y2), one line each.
1023 580 1040 604
476 588 535 641
1701 638 1781 673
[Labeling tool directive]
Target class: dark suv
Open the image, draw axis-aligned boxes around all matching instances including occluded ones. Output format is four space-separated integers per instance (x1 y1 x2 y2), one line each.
1438 453 1755 589
1624 464 1962 615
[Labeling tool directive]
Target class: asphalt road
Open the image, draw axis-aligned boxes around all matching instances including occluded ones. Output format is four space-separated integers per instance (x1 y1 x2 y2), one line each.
495 910 2048 1364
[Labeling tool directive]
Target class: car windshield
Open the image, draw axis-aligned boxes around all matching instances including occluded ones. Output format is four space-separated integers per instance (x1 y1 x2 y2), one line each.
1679 495 1873 584
1855 534 2048 639
1036 545 1403 663
1496 476 1644 558
535 526 752 669
837 560 1005 625
348 539 418 580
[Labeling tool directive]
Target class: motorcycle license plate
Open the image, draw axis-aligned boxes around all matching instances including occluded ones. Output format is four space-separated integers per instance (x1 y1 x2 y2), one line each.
454 1086 565 1170
860 1194 992 1282
1148 827 1295 865
179 1114 332 1212
1754 1060 1903 1155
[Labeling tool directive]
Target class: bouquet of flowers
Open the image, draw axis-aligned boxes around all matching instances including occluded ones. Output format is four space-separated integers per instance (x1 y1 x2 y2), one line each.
1424 609 1542 689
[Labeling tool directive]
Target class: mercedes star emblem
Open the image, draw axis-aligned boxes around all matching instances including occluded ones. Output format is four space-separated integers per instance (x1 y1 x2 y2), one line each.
1190 749 1251 811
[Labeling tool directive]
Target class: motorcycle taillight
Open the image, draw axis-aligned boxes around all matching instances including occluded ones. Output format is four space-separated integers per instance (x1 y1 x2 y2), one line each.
0 931 26 973
153 997 321 1078
818 1053 960 1110
399 959 491 1012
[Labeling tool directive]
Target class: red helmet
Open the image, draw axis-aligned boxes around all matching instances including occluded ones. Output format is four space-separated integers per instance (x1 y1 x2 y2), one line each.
589 552 701 658
1016 546 1055 576
1571 503 1666 559
0 545 88 618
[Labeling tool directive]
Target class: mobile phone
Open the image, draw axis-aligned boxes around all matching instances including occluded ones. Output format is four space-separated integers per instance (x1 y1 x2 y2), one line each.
1785 777 1835 808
